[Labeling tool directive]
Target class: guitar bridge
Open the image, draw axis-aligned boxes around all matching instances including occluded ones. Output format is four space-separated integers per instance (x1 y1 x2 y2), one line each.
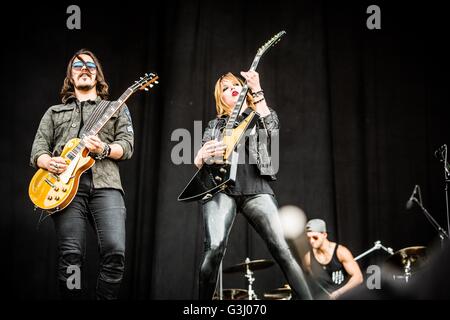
49 173 60 181
44 178 55 188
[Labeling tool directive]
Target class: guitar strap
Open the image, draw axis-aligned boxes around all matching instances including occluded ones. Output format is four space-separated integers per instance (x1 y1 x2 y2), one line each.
78 100 111 138
77 101 85 138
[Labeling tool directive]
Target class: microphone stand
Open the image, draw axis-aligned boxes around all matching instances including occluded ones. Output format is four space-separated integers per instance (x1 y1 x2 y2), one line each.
411 197 449 248
354 241 394 261
435 144 450 242
218 261 223 300
442 146 450 241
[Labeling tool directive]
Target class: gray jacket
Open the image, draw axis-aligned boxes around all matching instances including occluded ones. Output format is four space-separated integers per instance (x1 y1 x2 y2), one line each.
202 109 279 180
30 96 134 193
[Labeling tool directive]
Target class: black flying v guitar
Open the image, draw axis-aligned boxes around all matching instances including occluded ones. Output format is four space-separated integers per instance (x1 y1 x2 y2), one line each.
178 31 286 202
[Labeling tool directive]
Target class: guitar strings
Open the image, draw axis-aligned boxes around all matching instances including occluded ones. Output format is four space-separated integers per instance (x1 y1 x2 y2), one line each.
81 100 111 136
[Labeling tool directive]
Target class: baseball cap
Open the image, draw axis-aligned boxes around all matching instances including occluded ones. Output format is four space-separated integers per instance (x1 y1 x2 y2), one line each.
305 219 327 233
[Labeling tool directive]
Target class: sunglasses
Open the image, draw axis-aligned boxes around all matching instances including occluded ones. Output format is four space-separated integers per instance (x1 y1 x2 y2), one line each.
72 61 97 72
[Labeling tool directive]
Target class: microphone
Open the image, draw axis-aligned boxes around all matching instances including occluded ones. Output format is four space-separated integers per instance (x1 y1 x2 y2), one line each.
434 144 447 160
406 185 420 210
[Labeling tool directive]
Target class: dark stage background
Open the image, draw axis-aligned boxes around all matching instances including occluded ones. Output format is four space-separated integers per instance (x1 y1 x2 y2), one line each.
1 1 449 299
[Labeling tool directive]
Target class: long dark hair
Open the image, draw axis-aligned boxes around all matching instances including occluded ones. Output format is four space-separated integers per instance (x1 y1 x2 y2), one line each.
60 49 109 104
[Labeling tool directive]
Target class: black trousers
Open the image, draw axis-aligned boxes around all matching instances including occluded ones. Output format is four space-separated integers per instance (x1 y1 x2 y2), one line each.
51 171 126 299
199 193 312 300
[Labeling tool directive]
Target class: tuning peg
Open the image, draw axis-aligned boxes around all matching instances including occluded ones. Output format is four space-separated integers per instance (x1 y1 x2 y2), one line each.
145 73 149 76
144 87 149 91
140 77 144 80
154 81 159 84
149 84 154 88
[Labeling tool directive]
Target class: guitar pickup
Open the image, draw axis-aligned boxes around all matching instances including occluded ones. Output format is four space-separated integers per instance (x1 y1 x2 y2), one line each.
49 173 60 181
44 178 55 188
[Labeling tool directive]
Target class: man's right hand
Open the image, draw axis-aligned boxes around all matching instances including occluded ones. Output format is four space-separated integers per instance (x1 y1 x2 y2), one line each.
38 154 68 174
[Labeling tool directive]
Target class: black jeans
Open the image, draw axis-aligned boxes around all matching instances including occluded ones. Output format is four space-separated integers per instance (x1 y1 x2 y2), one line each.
51 171 126 300
199 193 312 300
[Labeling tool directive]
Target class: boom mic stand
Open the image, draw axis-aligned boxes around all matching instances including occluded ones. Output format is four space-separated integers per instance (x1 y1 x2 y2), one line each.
434 144 450 242
410 196 448 248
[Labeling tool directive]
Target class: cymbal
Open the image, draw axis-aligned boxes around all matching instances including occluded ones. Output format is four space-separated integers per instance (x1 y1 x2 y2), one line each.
264 285 292 300
223 259 275 273
385 246 427 272
263 293 291 300
267 284 291 294
213 289 248 300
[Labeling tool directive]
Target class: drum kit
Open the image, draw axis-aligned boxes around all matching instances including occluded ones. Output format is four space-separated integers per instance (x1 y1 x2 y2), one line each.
215 257 292 300
353 239 429 282
217 245 429 300
383 246 428 282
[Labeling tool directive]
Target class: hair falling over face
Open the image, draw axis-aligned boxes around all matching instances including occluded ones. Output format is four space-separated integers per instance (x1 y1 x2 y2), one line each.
60 49 109 104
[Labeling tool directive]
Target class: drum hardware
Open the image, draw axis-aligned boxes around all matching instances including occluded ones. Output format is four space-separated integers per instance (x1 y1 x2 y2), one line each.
354 240 394 261
384 246 428 282
263 284 292 300
222 257 274 300
213 288 249 300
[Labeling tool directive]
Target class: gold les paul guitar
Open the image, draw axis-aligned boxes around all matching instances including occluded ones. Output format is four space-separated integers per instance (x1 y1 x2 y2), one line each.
28 73 159 213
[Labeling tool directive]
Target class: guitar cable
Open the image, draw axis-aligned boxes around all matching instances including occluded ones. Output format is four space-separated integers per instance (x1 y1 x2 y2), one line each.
35 209 51 230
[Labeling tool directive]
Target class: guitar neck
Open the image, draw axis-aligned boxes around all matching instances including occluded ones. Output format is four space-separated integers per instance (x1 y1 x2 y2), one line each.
67 89 133 159
86 89 132 136
222 30 286 133
224 55 262 132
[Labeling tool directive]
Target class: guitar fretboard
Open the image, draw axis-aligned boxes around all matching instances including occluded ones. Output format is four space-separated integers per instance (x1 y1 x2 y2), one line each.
224 55 262 132
223 31 286 135
66 89 133 160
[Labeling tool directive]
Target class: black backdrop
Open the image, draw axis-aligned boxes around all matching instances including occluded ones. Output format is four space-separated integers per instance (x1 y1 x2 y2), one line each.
1 0 449 299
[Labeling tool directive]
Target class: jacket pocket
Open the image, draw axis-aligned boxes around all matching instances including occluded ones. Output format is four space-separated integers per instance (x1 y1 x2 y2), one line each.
53 110 73 137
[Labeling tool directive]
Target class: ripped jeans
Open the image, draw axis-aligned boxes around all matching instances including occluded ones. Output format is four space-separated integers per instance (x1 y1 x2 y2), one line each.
51 171 126 300
199 193 312 300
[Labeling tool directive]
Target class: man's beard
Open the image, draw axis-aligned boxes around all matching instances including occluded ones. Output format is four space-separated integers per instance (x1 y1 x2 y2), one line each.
75 84 95 91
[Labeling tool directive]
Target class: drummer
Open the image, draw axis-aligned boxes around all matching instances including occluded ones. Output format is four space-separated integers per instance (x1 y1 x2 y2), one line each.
302 219 363 299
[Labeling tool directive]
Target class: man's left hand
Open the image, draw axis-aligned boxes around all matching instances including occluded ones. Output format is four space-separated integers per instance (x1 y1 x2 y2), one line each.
84 135 105 154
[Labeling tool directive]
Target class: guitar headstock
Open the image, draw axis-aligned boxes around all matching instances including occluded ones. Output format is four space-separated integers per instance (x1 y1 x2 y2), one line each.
130 72 159 93
256 31 286 58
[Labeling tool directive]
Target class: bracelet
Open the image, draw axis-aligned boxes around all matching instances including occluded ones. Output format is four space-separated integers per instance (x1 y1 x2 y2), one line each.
251 90 264 98
94 143 110 160
254 97 265 105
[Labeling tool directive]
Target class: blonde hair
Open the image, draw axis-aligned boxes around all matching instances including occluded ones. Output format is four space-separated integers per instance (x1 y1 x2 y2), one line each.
214 72 255 117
